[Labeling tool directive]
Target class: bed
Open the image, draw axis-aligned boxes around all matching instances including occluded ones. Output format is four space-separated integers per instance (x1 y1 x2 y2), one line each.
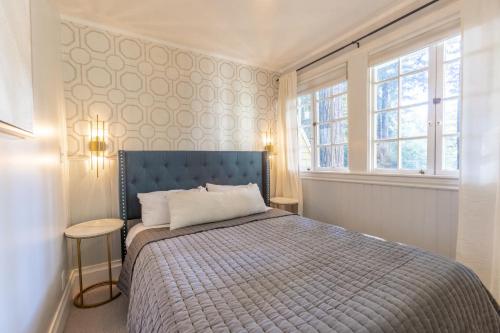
117 150 500 332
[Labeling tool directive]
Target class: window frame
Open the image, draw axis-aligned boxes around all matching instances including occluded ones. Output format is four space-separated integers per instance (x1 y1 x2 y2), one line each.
369 34 461 177
298 79 349 172
435 37 462 176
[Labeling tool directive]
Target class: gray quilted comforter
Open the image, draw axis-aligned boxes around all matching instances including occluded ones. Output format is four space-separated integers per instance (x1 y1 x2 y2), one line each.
119 209 500 332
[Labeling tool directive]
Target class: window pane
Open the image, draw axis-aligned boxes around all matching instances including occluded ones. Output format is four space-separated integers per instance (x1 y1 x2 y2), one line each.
375 111 398 140
443 135 459 170
331 81 348 95
400 105 428 138
443 99 459 134
376 141 398 169
319 94 347 121
400 48 429 74
318 124 331 145
332 144 348 168
400 139 427 170
376 79 398 110
298 95 312 126
444 60 461 98
299 126 312 171
444 36 461 61
317 99 330 122
343 144 348 168
316 87 332 100
374 60 398 82
318 146 332 168
299 154 311 171
300 126 312 144
332 94 348 119
317 81 347 99
400 71 428 106
332 120 348 144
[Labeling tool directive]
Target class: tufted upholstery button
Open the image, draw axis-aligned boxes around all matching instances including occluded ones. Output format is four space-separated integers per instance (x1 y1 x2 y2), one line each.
250 160 254 165
164 164 168 168
175 177 180 182
243 173 247 177
184 164 188 168
228 174 232 178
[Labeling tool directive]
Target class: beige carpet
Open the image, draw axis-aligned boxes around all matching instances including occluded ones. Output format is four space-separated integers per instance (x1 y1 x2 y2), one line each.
64 286 128 333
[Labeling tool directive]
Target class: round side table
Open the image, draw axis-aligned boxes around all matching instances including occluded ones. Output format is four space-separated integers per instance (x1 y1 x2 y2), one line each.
270 197 299 213
65 218 123 308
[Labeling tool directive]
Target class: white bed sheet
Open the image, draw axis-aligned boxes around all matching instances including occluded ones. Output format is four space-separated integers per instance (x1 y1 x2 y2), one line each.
126 222 169 248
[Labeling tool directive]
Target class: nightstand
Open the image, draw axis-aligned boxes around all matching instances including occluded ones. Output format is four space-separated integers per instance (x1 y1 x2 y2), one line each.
270 197 299 213
65 218 123 308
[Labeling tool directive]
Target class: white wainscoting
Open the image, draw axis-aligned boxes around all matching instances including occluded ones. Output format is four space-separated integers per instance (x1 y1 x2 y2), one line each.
302 177 459 259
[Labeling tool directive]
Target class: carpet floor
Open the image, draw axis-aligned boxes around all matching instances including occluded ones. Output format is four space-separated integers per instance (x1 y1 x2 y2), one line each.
64 286 128 333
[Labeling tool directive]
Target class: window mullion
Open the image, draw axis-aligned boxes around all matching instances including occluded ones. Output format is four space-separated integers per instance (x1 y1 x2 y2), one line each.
397 59 401 170
434 43 444 175
312 93 317 171
371 68 376 170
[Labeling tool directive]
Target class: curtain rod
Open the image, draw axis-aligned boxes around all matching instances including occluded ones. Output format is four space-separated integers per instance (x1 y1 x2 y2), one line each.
292 0 440 73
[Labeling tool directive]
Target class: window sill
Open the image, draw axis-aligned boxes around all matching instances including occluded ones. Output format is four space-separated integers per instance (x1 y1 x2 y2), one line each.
300 171 459 190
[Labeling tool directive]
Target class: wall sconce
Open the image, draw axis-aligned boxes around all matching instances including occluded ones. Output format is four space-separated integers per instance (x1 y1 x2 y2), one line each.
88 114 106 177
263 128 275 158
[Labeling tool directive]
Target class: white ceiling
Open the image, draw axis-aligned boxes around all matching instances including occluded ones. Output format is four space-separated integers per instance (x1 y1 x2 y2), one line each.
53 0 419 72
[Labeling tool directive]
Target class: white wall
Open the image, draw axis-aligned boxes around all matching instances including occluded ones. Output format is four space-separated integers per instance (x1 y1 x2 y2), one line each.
303 179 459 258
0 1 68 332
299 1 461 258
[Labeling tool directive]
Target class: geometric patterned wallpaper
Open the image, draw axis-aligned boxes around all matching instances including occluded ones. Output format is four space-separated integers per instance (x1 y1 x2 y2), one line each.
61 20 279 158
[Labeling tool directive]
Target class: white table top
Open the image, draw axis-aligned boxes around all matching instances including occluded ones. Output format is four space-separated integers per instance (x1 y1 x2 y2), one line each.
65 219 124 239
270 197 299 205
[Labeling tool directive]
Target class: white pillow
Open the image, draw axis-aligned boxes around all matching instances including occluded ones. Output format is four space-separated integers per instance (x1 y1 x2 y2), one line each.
207 182 272 211
138 186 205 227
167 184 268 230
206 183 253 192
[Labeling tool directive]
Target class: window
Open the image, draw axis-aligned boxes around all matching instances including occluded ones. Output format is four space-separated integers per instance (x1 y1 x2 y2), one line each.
370 35 461 175
298 80 348 171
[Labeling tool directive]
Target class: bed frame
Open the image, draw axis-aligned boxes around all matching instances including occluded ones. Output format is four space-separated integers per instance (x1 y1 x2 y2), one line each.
118 150 270 261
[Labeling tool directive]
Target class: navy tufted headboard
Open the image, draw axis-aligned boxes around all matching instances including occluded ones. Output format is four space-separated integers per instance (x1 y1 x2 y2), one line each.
118 150 270 260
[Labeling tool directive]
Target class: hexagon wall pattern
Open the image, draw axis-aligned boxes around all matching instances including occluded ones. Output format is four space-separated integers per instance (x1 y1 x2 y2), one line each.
62 21 279 157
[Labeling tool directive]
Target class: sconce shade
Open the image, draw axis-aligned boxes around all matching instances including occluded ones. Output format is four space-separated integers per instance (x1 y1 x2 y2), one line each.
89 114 106 177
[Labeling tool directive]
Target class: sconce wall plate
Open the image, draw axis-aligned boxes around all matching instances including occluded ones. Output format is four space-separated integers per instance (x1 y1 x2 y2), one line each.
264 143 274 155
88 140 107 152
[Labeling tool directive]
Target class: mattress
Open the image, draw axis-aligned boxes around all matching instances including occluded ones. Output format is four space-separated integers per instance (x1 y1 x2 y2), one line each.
118 209 500 332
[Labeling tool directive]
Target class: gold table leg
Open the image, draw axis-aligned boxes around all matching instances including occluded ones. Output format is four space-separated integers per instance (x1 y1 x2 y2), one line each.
107 234 113 299
73 235 121 309
77 239 83 306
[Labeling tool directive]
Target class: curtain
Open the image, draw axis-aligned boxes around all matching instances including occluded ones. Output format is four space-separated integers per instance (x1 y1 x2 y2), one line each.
273 71 303 214
456 0 500 300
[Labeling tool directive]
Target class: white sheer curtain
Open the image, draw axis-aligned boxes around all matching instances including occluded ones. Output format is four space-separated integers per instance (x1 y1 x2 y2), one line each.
456 0 500 300
273 71 303 214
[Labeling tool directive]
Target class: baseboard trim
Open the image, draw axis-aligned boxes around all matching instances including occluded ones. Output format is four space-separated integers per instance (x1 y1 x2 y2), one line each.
47 270 74 333
48 260 122 333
